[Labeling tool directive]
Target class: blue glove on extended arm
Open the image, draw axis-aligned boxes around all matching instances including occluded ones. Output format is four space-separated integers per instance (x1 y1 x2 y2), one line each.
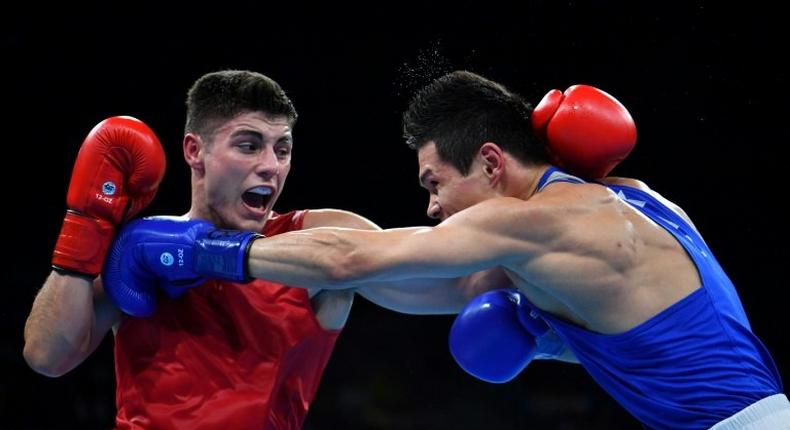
448 288 566 383
101 216 261 317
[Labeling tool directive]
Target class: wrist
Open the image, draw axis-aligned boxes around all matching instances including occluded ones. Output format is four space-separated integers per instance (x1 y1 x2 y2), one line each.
513 295 566 360
534 329 566 360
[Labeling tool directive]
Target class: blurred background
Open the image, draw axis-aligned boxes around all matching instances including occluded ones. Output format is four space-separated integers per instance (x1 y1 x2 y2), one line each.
2 1 787 428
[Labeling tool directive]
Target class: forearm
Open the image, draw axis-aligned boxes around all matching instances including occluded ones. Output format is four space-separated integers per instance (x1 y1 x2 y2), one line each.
246 224 491 289
247 227 397 289
23 271 100 376
248 227 505 314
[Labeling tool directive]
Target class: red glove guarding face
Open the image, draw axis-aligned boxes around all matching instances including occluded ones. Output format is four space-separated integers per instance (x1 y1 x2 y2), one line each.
52 116 167 277
532 85 637 179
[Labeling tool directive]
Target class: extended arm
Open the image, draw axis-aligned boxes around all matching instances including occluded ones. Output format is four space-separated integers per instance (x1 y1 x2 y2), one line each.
246 197 543 289
297 209 516 314
101 198 545 316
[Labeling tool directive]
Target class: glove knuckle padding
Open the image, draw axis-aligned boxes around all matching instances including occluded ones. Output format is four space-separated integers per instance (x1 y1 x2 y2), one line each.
103 217 201 317
67 116 166 224
102 219 158 317
449 289 538 383
532 85 637 179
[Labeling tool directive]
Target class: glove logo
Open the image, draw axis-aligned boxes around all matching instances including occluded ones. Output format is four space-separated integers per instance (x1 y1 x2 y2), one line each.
160 252 174 267
102 181 117 196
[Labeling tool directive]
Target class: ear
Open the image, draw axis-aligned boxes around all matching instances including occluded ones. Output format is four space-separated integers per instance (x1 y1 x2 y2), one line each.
183 133 205 172
478 142 505 184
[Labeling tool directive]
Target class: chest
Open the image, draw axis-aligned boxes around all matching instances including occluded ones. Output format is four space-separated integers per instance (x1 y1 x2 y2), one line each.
118 279 326 356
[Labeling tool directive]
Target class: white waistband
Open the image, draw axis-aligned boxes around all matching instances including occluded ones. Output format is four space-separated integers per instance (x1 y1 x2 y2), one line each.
709 393 790 430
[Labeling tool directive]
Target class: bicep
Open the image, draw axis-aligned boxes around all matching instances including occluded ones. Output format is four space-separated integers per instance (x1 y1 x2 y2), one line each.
356 278 466 315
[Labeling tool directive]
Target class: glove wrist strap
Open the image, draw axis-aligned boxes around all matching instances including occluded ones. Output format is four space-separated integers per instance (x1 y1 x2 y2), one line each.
52 210 115 277
194 229 262 283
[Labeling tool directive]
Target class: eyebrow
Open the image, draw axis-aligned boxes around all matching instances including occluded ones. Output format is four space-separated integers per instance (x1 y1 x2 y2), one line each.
230 130 263 140
230 130 292 145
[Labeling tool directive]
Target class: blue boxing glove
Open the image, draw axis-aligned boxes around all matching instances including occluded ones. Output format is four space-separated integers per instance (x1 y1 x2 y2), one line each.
102 216 260 317
448 288 565 383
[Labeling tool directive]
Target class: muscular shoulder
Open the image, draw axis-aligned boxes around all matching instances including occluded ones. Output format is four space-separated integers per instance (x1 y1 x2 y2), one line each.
599 176 648 190
525 182 614 226
302 209 381 231
601 177 696 229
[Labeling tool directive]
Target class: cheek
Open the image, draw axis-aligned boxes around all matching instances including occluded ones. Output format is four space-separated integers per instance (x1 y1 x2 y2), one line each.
209 158 245 181
439 184 463 208
205 165 242 201
206 177 231 205
279 163 291 182
273 164 290 192
450 181 483 207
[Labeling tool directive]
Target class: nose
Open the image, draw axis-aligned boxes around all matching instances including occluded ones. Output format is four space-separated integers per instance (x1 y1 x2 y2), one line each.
255 146 281 179
426 195 441 220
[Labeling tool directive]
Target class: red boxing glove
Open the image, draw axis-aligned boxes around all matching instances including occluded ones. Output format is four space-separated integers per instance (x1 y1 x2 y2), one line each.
52 116 167 277
531 85 637 179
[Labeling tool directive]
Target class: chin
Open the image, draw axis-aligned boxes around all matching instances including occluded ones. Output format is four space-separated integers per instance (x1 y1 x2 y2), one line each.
239 215 271 232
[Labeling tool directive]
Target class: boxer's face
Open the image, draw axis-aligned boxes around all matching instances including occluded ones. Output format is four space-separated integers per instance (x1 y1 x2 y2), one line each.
196 112 292 232
417 141 491 221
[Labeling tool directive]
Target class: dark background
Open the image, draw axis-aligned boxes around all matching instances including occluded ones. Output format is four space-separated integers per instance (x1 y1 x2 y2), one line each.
2 2 787 429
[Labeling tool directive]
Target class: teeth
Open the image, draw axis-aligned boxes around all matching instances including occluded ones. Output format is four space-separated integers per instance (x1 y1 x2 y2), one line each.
247 186 273 196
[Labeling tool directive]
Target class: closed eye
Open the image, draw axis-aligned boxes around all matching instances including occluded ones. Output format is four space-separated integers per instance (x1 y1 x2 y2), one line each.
426 180 439 193
419 169 439 192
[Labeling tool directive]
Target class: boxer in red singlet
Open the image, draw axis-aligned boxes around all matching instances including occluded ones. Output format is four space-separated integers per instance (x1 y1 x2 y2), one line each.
24 70 414 429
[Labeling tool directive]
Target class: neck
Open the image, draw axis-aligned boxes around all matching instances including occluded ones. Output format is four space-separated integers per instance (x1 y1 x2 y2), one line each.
501 162 552 201
187 176 207 221
186 177 224 226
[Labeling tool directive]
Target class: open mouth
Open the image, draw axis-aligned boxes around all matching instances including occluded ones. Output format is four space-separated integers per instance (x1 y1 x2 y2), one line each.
242 186 274 210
